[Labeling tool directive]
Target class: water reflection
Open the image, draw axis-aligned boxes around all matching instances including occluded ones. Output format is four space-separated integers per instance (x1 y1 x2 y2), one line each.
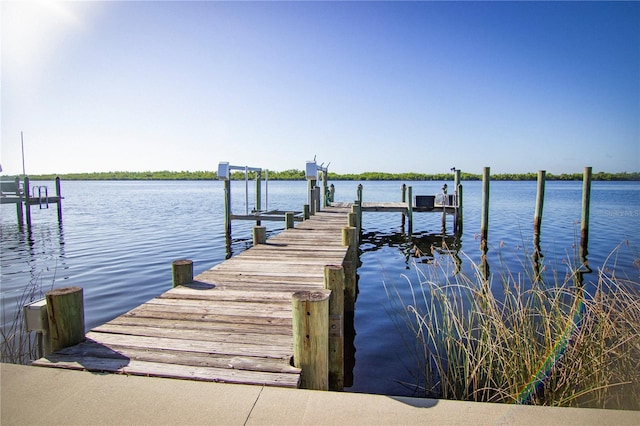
360 226 462 273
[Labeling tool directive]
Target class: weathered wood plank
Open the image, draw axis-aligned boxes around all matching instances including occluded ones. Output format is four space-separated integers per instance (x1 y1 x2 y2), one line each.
33 356 300 388
194 272 321 286
86 331 292 358
138 298 293 319
48 340 300 374
92 323 293 348
123 307 292 327
163 287 293 302
105 315 293 336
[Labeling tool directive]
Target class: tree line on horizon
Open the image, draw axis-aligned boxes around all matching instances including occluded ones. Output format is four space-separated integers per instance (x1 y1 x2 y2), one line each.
3 169 639 181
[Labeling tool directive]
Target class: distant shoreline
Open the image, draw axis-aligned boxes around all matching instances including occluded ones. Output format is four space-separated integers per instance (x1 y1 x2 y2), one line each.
2 170 639 181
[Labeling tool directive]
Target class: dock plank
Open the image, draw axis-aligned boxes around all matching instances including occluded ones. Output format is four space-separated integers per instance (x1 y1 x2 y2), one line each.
33 356 300 387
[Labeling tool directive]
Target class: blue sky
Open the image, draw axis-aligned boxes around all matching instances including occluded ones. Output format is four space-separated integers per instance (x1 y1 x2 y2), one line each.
1 1 638 176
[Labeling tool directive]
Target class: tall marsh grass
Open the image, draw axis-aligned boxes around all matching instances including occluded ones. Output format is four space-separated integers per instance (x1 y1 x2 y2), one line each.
385 241 640 410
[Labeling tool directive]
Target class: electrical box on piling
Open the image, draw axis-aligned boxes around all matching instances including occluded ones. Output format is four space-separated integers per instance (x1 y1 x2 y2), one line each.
217 162 230 180
24 298 48 333
306 161 318 180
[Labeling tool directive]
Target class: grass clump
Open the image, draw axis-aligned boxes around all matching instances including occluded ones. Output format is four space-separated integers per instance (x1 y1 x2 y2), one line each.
385 241 640 410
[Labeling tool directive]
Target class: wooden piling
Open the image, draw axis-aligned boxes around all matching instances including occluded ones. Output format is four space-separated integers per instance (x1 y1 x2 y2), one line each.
44 286 84 355
351 202 361 236
224 179 231 240
292 290 330 390
15 176 23 225
401 183 406 228
24 177 32 228
348 211 357 228
315 187 321 213
303 204 310 220
308 179 317 215
533 170 546 280
455 183 463 234
285 212 295 229
580 166 592 262
255 172 261 226
480 167 490 248
253 225 266 245
172 259 193 287
480 167 490 280
407 186 413 234
329 184 335 203
454 170 463 233
322 171 328 207
324 265 345 391
342 226 358 311
533 170 546 236
55 177 63 222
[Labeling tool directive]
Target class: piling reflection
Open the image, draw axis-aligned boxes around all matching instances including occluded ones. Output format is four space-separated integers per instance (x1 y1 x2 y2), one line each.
360 227 462 273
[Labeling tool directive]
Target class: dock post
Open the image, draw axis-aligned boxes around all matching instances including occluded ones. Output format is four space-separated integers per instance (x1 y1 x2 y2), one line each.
441 184 448 234
224 179 231 240
55 177 63 222
533 170 546 235
253 226 266 245
356 184 363 238
315 187 321 213
480 167 491 280
24 176 32 228
285 212 295 229
324 265 345 391
348 211 357 229
533 170 546 279
329 184 335 203
455 177 463 234
407 186 413 234
292 290 330 390
453 170 462 232
255 171 261 226
309 179 317 215
44 286 84 355
322 170 328 207
172 259 193 287
303 204 310 220
15 176 24 226
401 183 406 229
580 166 592 265
342 226 358 312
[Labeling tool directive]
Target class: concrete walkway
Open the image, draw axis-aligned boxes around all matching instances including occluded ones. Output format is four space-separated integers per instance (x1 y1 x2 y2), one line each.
2 363 638 425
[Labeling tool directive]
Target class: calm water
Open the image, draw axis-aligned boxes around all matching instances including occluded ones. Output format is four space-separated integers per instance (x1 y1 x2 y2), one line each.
1 179 639 396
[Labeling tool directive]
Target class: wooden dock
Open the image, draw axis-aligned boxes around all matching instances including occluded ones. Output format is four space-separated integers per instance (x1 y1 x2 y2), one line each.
334 201 457 214
1 176 63 226
32 205 354 389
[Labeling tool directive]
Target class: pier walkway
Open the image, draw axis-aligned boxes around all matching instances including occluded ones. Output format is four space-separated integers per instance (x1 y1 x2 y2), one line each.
32 205 353 389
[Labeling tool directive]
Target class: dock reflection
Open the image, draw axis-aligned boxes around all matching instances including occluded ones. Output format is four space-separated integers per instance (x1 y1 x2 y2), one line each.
360 226 462 273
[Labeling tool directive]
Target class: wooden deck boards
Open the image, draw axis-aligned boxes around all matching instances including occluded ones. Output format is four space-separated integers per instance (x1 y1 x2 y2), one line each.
32 206 352 389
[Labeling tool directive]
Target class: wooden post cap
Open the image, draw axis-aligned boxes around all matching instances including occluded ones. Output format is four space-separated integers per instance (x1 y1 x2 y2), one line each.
46 286 83 297
292 289 331 302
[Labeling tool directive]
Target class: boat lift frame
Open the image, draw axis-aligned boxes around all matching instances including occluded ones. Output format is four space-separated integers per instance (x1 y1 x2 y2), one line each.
218 162 304 240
